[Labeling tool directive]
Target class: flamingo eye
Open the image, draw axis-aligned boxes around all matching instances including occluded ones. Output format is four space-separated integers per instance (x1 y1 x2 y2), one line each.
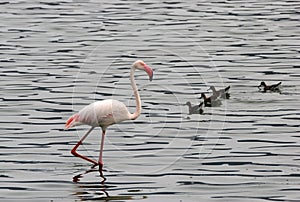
139 61 145 67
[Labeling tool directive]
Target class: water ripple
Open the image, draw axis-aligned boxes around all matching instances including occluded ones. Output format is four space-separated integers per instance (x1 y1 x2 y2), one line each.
1 0 300 201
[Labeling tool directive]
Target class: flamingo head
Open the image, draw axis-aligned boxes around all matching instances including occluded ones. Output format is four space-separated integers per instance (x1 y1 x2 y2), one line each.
133 60 153 81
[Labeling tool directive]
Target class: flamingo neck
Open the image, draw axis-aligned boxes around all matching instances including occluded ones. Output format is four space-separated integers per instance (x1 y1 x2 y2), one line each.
129 67 141 120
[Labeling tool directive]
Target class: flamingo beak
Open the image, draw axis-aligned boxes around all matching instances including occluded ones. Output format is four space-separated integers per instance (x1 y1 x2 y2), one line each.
144 64 153 81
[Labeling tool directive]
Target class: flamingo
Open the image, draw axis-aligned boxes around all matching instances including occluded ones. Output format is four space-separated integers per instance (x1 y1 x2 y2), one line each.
258 81 281 92
65 60 153 171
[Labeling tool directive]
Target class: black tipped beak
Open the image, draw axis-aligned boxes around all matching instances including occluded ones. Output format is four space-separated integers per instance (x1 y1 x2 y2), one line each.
149 74 153 81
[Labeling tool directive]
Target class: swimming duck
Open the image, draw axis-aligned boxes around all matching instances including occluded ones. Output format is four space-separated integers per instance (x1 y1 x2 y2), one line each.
209 86 230 99
258 81 281 92
186 101 204 114
200 92 222 107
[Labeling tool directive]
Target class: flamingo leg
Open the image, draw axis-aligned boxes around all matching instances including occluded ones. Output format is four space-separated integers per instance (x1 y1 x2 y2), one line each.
71 126 98 165
98 130 106 170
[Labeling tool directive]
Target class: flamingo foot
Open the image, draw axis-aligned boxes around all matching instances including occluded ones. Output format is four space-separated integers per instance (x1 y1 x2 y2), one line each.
91 163 99 169
98 163 106 182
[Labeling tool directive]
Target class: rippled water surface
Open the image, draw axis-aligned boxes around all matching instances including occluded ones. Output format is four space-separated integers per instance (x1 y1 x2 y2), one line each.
1 1 300 201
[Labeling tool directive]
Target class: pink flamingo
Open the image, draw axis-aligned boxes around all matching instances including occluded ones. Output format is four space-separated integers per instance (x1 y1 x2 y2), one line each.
65 60 153 171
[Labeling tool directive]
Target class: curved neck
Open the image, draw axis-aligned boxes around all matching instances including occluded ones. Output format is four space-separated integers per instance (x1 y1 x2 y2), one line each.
129 67 141 120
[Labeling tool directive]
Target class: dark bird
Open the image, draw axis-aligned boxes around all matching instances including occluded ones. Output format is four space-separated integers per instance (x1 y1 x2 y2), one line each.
186 101 204 114
200 93 222 107
209 86 230 99
258 81 281 92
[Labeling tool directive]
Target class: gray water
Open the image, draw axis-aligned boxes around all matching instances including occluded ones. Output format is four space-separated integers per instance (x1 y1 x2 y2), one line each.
1 0 300 201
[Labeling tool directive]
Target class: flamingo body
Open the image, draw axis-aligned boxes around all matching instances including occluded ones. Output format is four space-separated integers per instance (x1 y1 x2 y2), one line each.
66 99 131 130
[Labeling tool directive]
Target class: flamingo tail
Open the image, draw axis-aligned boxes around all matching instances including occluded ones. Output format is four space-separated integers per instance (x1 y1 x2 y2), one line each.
65 113 80 130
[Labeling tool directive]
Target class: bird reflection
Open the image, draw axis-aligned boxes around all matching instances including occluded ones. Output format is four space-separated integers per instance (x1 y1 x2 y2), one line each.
72 166 136 201
73 165 109 199
73 165 106 183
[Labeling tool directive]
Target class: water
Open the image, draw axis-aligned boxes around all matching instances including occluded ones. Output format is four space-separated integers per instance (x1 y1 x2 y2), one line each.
1 0 300 201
